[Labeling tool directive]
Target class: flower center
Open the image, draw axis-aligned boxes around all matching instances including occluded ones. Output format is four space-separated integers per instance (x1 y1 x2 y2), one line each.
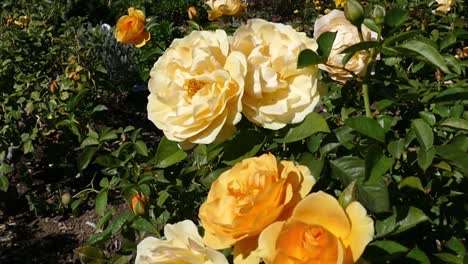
184 79 208 98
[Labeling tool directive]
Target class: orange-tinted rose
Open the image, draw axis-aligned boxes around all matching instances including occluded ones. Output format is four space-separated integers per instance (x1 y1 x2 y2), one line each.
206 0 247 21
199 153 315 263
131 193 147 215
115 7 151 48
257 191 374 264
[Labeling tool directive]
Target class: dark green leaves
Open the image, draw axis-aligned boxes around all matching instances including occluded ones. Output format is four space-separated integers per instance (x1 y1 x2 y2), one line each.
276 113 330 143
385 8 408 28
317 32 338 58
412 119 434 150
396 40 451 74
297 49 323 68
345 116 386 143
297 32 337 68
153 136 187 168
223 129 265 165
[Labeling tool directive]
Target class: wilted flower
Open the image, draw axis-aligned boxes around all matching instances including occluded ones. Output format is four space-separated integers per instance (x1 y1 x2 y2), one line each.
115 7 151 48
314 10 378 82
135 220 228 264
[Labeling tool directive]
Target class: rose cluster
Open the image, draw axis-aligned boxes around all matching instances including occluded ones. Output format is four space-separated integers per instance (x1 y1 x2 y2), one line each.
136 154 374 264
145 12 377 148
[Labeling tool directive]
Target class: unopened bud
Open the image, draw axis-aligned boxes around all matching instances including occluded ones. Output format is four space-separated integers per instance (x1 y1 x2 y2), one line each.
61 193 71 207
131 193 147 215
187 6 198 20
50 80 59 93
372 5 386 25
345 0 365 27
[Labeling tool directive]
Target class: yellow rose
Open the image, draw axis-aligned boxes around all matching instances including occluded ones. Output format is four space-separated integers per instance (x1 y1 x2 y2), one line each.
147 30 247 149
115 8 151 48
135 220 228 264
232 19 321 130
199 153 315 263
314 10 378 82
435 0 456 13
206 0 247 20
257 191 374 264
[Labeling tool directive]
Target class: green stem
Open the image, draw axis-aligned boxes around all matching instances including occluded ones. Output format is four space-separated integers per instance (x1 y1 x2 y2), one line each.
362 82 372 118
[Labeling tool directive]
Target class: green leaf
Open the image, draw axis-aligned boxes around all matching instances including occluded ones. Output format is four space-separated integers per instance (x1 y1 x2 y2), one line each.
440 117 468 131
396 40 451 74
223 129 266 165
341 41 380 65
0 175 9 192
385 8 408 28
95 190 108 216
92 105 108 113
330 156 365 186
81 137 100 148
412 119 434 150
365 146 394 180
358 177 390 213
297 49 323 68
130 217 158 234
134 140 148 156
79 146 98 170
406 247 430 264
446 237 466 257
157 190 170 207
417 147 435 171
375 213 397 238
201 167 229 189
277 113 330 143
436 144 468 175
154 136 187 168
387 139 405 159
317 31 338 58
384 30 424 46
338 180 358 208
94 155 122 168
370 240 409 255
298 152 325 180
0 164 13 174
345 116 386 143
74 246 107 264
398 176 424 192
434 253 463 264
393 207 429 235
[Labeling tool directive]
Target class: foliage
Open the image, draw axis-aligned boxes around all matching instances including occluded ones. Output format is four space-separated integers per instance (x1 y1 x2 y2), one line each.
1 0 468 263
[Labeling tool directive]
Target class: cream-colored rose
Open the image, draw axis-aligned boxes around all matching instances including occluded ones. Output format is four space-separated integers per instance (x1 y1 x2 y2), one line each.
135 220 228 264
206 0 247 20
434 0 456 13
314 10 378 82
232 19 321 130
257 191 374 264
147 30 247 149
199 153 315 264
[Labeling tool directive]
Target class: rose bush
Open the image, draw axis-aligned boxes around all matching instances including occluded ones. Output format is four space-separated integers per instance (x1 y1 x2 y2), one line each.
115 7 151 48
135 220 228 264
199 153 315 263
256 191 374 263
313 10 377 82
147 30 247 149
232 19 321 130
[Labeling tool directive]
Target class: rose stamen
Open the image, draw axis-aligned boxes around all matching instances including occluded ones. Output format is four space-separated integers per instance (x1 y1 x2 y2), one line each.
184 79 208 98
